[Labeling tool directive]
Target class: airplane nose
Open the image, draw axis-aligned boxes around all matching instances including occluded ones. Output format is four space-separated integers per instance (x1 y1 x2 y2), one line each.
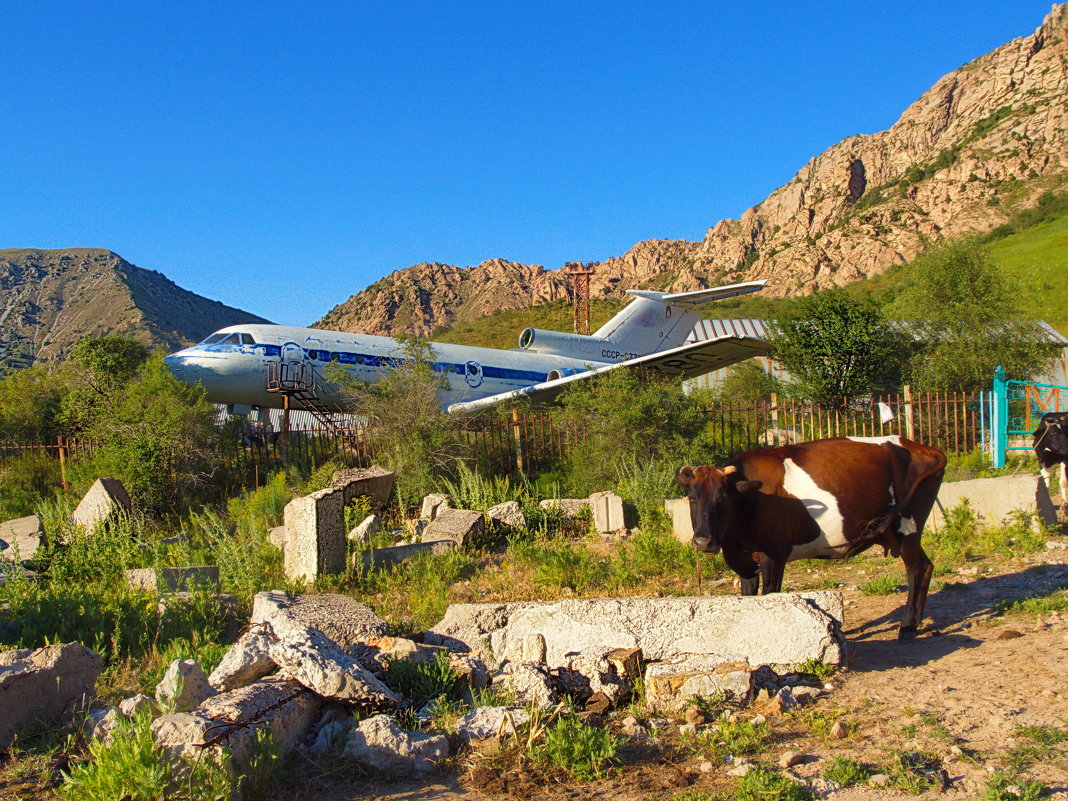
164 352 193 382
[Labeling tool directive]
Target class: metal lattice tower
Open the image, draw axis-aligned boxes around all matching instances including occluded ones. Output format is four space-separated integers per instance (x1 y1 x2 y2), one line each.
566 261 598 335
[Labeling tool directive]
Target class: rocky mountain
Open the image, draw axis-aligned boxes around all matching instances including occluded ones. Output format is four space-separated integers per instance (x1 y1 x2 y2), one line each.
0 248 270 372
317 4 1068 337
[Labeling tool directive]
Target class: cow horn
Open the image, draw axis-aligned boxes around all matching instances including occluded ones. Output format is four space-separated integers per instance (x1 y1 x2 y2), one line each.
721 465 736 475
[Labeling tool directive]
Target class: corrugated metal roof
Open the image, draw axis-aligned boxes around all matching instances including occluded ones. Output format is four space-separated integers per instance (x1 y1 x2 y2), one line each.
688 319 1068 345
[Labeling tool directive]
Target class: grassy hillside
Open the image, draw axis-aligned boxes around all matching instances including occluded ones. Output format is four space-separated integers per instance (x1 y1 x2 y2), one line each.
988 209 1068 335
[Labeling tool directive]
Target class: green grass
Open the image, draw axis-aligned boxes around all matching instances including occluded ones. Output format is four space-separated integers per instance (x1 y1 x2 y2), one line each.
692 717 772 761
1004 724 1068 771
383 650 459 709
982 771 1049 801
993 586 1068 617
734 768 813 801
821 756 871 787
536 714 622 780
860 574 901 595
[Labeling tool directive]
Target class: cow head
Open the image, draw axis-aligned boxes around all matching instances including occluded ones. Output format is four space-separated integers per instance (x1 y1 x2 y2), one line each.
676 465 763 554
1036 412 1068 456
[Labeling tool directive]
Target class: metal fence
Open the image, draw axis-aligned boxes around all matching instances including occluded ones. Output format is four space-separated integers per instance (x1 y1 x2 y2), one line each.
0 390 991 499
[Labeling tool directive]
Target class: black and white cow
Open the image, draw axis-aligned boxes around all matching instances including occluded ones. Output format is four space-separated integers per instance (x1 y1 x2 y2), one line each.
1033 412 1068 507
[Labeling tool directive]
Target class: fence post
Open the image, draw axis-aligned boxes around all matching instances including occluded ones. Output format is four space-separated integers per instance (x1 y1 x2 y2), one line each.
902 385 915 440
511 408 524 476
56 436 69 491
991 366 1008 468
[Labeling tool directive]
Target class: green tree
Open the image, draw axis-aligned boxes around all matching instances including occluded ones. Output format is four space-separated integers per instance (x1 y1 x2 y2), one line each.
0 365 66 441
60 337 150 432
768 289 900 406
885 238 1051 391
709 361 784 405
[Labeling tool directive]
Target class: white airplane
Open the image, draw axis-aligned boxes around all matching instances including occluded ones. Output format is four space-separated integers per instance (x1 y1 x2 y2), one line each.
164 280 772 417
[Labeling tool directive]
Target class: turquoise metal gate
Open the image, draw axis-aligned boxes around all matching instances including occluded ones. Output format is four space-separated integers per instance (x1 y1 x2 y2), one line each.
991 366 1068 467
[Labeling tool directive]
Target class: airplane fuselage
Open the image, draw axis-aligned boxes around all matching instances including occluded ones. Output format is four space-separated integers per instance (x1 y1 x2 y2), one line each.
164 323 609 411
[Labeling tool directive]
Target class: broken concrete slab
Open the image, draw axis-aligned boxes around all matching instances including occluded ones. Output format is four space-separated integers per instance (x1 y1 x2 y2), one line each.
0 516 44 563
493 661 557 707
366 636 447 668
0 643 102 751
644 656 755 713
330 465 395 509
125 566 220 593
70 478 131 534
606 647 643 682
664 498 694 545
426 593 844 670
152 677 321 769
538 498 590 518
456 706 530 741
268 525 287 550
156 659 216 712
349 514 381 542
209 630 278 692
419 493 451 521
251 591 390 656
423 509 483 548
284 487 347 580
555 655 628 706
358 539 456 573
343 714 449 776
487 501 525 529
931 474 1059 528
589 491 625 533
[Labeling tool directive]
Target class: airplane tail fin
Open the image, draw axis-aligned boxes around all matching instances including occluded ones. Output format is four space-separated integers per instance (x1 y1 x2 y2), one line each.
593 280 767 355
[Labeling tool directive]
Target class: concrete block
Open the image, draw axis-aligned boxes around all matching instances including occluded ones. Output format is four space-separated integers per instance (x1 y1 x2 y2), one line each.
330 465 395 509
645 656 754 713
151 677 320 771
358 540 456 573
426 593 844 670
664 498 694 545
70 478 131 533
267 525 287 550
931 474 1059 529
487 501 525 529
589 491 625 533
250 591 390 657
349 514 381 542
156 659 216 712
0 516 44 563
538 498 590 518
125 566 220 593
209 630 277 692
423 508 483 547
0 643 102 751
343 714 448 775
419 493 451 521
284 487 346 580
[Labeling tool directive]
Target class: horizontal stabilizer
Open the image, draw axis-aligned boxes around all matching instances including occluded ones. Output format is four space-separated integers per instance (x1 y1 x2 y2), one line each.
447 334 771 415
626 280 768 308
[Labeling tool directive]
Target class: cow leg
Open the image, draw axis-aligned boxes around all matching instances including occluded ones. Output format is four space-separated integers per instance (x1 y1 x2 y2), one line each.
1060 462 1068 508
758 554 786 594
899 535 934 640
740 574 760 595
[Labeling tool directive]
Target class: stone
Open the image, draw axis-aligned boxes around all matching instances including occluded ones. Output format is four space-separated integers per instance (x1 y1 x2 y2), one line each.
366 636 447 667
284 487 347 580
349 514 381 542
684 705 708 726
727 761 755 777
125 566 220 593
0 643 102 751
779 750 804 768
678 721 698 735
606 647 644 681
85 707 122 743
268 525 287 550
487 501 525 529
70 478 131 534
538 498 590 519
330 465 395 509
456 706 530 741
645 656 754 713
406 519 427 538
555 655 628 705
620 715 646 737
0 515 44 563
251 591 390 657
426 593 844 670
209 630 278 692
448 653 490 690
309 719 350 753
423 509 484 548
1046 540 1068 550
493 661 557 707
152 677 321 769
503 633 546 665
358 539 457 573
343 714 449 775
589 491 625 533
119 694 158 718
869 773 890 787
830 720 848 739
156 659 216 712
664 498 695 545
930 475 1058 529
420 493 451 521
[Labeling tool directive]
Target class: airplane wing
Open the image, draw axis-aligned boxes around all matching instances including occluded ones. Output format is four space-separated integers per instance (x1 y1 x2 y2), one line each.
626 279 768 308
446 334 771 415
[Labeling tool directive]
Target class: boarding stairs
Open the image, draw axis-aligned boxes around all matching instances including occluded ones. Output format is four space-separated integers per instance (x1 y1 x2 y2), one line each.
265 361 346 433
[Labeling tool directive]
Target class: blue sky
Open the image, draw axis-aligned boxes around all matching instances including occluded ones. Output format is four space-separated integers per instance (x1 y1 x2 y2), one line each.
0 1 1054 326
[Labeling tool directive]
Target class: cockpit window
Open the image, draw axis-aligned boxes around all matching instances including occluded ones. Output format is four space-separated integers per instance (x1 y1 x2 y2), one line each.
201 333 227 344
217 333 239 345
240 333 256 345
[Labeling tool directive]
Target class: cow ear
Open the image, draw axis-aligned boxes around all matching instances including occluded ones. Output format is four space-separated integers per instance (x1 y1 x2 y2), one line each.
735 480 763 494
676 466 697 487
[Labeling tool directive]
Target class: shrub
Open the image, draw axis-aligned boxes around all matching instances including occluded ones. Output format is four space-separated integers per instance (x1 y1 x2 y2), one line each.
859 574 902 595
693 717 772 760
536 715 621 780
384 651 459 709
821 756 871 786
734 767 813 801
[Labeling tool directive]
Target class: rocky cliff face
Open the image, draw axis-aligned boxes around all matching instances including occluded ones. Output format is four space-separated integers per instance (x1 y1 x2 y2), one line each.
319 5 1068 336
0 248 270 372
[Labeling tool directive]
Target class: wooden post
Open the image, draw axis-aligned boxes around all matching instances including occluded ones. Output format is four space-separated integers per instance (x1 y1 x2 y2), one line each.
903 385 915 440
57 436 69 492
282 394 291 448
511 408 524 476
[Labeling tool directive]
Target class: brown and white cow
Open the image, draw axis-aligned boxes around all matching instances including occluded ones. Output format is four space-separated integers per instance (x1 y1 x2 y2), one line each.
677 436 947 640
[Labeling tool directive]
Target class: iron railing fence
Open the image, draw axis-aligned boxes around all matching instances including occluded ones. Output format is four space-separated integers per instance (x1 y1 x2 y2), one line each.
0 390 991 500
